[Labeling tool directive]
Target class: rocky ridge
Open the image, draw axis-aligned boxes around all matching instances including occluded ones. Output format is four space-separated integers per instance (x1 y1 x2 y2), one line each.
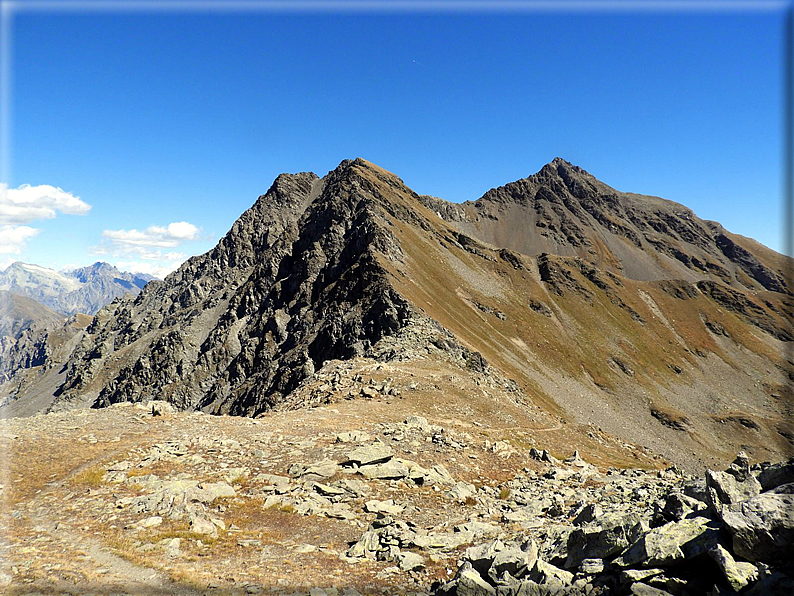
41 162 482 415
2 158 792 472
428 158 789 294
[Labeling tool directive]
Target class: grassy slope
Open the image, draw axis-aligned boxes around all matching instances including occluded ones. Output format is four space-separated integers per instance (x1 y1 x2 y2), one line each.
351 161 793 468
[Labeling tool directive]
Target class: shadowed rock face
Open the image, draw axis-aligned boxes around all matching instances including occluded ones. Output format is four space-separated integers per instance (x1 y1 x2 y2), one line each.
3 158 792 469
55 161 439 416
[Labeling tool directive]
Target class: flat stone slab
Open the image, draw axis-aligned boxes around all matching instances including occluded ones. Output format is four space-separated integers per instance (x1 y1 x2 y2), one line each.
346 444 394 466
359 459 409 480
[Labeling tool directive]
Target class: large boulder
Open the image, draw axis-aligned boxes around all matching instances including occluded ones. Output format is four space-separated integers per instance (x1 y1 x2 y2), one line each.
487 542 538 582
347 530 380 559
744 571 794 596
436 563 496 596
413 531 476 551
721 486 794 569
289 459 339 481
527 559 574 588
681 478 708 504
397 551 425 571
706 469 761 516
464 540 507 575
657 491 707 522
186 481 236 504
358 459 410 480
614 516 722 568
448 481 478 502
707 543 758 591
188 512 221 537
564 512 646 568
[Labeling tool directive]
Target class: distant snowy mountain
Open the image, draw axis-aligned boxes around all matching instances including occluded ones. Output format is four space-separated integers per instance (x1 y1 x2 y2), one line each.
0 261 155 316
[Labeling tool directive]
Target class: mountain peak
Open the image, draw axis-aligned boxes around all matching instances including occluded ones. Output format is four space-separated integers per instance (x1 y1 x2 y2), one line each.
536 157 594 181
324 157 399 182
0 260 154 315
79 261 119 275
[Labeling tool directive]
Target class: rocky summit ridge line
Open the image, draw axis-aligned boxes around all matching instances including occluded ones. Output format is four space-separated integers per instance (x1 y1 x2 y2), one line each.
421 157 788 293
1 158 791 471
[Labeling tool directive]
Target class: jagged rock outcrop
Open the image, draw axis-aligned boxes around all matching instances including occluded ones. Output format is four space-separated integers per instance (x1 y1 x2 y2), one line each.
54 161 474 416
0 312 91 409
0 329 50 382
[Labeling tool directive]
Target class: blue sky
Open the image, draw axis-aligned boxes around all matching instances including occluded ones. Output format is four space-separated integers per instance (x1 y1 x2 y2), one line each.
1 1 788 275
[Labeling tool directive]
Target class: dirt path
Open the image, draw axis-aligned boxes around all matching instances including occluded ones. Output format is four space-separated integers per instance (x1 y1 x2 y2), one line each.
6 506 202 595
2 412 205 595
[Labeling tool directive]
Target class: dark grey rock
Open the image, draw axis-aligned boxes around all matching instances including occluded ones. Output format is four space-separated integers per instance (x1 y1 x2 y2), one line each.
727 451 752 482
756 458 794 492
565 513 645 568
658 491 706 522
528 449 560 465
744 571 794 596
572 504 602 526
681 478 708 504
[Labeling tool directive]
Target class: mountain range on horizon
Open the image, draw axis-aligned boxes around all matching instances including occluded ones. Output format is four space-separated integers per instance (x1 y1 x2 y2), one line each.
0 260 155 318
1 157 791 472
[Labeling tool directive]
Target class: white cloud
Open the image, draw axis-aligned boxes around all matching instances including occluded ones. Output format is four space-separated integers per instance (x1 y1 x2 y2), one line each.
90 245 190 261
0 183 89 257
0 183 91 225
94 222 199 278
102 221 200 249
115 258 186 279
0 225 39 254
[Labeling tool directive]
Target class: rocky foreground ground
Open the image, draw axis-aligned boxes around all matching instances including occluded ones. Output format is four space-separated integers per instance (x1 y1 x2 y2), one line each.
1 362 792 595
